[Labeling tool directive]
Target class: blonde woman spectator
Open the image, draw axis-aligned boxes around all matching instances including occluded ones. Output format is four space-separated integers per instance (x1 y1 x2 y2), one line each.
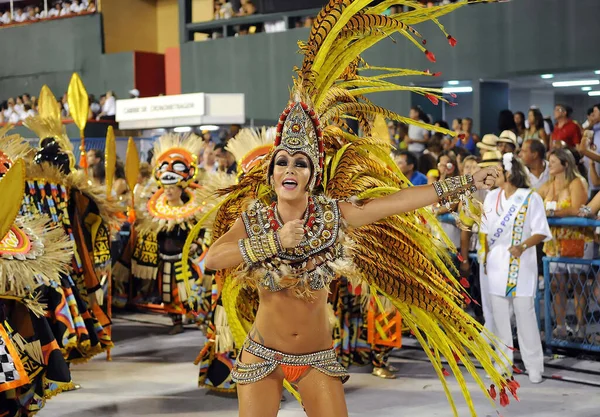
538 149 593 340
215 0 233 19
87 1 96 13
481 154 551 384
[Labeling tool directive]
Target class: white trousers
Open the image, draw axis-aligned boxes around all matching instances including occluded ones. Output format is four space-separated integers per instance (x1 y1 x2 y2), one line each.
479 262 496 335
490 295 544 374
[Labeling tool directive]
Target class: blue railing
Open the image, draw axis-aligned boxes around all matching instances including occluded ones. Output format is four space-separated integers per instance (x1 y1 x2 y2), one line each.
437 213 600 353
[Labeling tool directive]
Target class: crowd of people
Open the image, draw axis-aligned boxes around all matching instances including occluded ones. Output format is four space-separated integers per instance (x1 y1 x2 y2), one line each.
391 103 600 353
0 88 135 125
0 0 95 26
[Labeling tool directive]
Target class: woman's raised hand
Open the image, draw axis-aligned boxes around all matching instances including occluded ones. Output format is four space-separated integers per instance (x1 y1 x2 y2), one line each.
277 219 305 249
472 167 500 190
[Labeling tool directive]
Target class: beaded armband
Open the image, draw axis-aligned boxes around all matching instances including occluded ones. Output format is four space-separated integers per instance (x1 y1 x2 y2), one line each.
238 231 283 266
433 175 477 209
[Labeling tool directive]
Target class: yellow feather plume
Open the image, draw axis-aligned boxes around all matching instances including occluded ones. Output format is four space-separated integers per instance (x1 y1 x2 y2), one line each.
105 126 116 198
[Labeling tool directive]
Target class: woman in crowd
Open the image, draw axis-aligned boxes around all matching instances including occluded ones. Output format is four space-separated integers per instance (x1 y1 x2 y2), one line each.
538 149 594 340
405 105 430 156
523 108 549 146
481 153 551 384
514 111 526 139
456 117 478 154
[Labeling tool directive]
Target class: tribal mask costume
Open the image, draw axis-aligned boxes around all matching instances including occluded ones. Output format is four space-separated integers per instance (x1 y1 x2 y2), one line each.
11 85 123 364
0 160 75 416
112 134 228 322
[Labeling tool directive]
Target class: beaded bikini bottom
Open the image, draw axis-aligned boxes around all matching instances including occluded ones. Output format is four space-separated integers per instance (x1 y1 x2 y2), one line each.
231 338 349 384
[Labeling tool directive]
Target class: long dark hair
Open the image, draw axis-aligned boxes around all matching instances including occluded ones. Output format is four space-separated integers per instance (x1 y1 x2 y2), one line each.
411 105 430 124
505 155 530 189
498 109 517 134
515 111 526 132
529 108 544 131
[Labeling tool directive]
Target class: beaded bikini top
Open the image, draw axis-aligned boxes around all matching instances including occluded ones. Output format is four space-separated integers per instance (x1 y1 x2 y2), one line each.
240 195 353 298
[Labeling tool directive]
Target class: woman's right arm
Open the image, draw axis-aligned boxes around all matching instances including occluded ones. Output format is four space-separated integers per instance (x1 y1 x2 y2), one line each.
204 217 248 271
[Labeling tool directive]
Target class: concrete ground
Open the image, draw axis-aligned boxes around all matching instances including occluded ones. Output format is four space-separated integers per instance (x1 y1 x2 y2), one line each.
41 313 600 417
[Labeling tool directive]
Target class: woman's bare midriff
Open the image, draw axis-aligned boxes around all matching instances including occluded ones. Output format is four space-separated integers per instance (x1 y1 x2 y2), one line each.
250 286 332 355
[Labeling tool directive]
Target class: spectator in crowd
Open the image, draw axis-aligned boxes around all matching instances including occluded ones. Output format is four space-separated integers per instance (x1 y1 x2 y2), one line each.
394 150 428 186
87 1 96 13
201 129 212 144
481 153 550 384
61 93 70 118
519 139 549 191
424 132 443 160
35 6 47 19
71 0 85 13
456 117 478 154
237 0 256 16
215 0 234 19
435 150 461 248
200 142 217 173
551 104 581 148
13 8 28 23
112 160 129 202
96 91 116 121
523 108 549 147
0 8 10 24
129 89 140 99
496 130 518 154
60 1 72 16
86 149 103 179
514 111 526 139
476 133 498 154
214 144 237 174
406 105 430 156
451 118 462 135
578 104 600 198
88 94 101 119
539 149 593 340
498 109 518 137
49 3 61 17
23 104 36 118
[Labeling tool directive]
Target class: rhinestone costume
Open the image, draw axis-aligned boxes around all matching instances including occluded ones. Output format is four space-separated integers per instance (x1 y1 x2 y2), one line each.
239 194 352 297
231 337 349 384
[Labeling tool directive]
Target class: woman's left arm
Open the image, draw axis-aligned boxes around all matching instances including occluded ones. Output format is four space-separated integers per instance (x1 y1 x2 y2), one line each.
339 168 498 228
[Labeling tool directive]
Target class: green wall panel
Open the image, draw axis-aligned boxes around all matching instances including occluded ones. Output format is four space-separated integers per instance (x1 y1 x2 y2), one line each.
181 0 600 121
0 14 134 100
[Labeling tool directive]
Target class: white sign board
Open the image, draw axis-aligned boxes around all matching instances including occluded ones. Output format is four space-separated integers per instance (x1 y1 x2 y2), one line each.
116 93 244 130
116 93 205 123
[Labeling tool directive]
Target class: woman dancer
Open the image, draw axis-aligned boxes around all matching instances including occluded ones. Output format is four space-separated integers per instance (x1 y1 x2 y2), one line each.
186 1 514 416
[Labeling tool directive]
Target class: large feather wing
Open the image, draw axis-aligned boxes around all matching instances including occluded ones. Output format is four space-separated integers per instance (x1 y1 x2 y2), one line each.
325 137 512 416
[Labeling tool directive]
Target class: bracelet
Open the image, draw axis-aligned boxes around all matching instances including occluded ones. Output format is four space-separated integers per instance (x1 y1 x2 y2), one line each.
433 175 477 208
238 231 280 266
580 206 592 217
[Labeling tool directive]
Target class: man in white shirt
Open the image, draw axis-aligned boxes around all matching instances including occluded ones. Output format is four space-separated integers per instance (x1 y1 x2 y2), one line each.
96 92 116 120
13 8 28 23
0 10 10 24
70 0 85 13
519 139 549 191
48 4 61 17
60 2 72 16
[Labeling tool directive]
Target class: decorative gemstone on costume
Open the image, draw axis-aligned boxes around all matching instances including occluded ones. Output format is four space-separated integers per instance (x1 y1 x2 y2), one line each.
240 195 349 296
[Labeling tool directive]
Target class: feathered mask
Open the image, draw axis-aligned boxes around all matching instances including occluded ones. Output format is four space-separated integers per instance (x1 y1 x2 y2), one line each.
152 134 202 188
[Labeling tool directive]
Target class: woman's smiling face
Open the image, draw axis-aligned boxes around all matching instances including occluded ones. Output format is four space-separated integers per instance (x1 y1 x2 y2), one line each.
271 150 312 202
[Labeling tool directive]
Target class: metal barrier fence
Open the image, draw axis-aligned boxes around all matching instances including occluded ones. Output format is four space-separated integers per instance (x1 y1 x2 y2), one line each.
438 213 600 354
